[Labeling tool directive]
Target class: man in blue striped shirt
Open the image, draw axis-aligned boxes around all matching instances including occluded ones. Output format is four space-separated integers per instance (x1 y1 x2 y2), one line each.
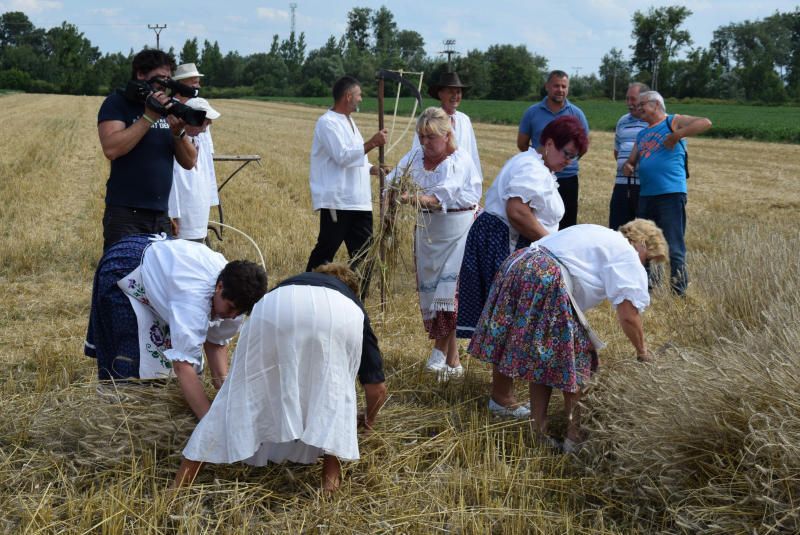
609 82 649 230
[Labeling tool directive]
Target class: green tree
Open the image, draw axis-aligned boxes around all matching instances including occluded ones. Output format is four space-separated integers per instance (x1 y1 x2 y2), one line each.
0 67 31 90
215 51 244 87
598 47 632 100
456 49 490 99
671 47 718 98
371 6 396 57
630 6 693 91
0 11 46 51
46 22 100 94
345 7 372 52
280 31 306 84
302 55 344 86
485 44 547 100
301 77 329 97
711 16 791 102
198 40 222 86
179 38 199 65
396 30 425 65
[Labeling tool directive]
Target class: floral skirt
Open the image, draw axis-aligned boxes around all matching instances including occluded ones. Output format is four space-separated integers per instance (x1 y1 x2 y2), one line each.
467 247 598 393
84 234 153 381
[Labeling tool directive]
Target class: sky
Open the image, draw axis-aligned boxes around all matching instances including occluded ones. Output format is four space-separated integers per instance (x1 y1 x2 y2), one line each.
2 0 798 76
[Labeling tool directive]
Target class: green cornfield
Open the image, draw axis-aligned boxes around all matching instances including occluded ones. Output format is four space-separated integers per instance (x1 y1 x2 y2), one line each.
254 96 800 143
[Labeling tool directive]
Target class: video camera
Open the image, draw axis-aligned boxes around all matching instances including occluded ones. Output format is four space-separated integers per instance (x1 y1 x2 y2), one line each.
118 76 206 127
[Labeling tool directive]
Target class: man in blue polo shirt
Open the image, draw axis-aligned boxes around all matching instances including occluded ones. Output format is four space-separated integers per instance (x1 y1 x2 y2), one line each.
517 70 589 229
623 91 711 296
609 82 649 230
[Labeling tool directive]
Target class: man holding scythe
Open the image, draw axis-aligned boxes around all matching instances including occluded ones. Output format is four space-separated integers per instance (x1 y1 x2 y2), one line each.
306 76 389 301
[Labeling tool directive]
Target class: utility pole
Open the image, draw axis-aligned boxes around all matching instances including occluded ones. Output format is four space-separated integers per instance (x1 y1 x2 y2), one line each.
439 39 460 72
289 4 297 34
148 24 167 50
612 58 617 103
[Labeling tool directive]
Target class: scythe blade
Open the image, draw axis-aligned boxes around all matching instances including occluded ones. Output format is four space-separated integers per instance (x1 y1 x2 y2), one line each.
375 68 423 108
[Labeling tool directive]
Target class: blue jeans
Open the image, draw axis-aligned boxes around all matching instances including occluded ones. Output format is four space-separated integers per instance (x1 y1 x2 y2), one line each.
608 182 640 230
638 193 687 295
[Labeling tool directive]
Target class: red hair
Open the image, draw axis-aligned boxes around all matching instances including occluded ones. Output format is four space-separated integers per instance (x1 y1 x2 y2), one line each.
539 116 589 155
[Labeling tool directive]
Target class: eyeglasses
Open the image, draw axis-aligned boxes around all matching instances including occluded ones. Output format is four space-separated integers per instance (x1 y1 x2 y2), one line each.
561 148 580 162
636 100 655 110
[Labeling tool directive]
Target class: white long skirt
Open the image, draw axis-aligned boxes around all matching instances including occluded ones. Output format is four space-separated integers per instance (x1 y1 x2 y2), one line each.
183 285 364 465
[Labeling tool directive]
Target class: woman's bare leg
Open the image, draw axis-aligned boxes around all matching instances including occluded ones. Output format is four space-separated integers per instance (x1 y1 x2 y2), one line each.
169 458 205 491
529 384 553 436
562 390 585 443
322 455 341 492
434 329 460 368
491 365 523 408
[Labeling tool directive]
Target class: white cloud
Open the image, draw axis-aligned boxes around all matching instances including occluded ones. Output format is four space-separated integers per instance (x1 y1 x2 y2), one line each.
257 7 289 21
228 15 247 23
88 7 122 16
0 0 62 15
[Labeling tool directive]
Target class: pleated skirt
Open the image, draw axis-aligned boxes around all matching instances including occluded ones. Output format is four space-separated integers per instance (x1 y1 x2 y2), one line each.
183 285 364 465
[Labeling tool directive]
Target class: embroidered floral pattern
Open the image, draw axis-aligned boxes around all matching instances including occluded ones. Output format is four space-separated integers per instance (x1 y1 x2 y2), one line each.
127 278 148 305
145 320 173 370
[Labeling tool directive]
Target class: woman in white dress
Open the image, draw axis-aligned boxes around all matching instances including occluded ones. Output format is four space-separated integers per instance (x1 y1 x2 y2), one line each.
385 107 482 376
84 233 269 419
469 220 667 451
170 263 386 493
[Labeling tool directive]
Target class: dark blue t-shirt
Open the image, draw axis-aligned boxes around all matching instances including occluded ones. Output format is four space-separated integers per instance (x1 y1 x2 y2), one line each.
98 92 175 211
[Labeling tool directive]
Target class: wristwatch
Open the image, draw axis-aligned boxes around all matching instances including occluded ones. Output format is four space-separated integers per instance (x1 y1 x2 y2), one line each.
173 130 186 140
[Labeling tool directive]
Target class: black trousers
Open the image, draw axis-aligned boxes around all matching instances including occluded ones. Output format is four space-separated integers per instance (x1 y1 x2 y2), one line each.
306 209 374 301
608 182 640 230
556 175 579 230
102 204 171 251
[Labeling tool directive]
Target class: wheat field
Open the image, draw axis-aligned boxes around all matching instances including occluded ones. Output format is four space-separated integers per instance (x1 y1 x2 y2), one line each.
1 93 800 534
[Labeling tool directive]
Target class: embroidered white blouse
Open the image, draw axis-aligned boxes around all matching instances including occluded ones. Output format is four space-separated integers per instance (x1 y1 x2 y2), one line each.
140 239 243 367
168 131 218 239
536 224 650 313
483 148 564 234
387 147 482 212
309 110 372 211
411 110 483 181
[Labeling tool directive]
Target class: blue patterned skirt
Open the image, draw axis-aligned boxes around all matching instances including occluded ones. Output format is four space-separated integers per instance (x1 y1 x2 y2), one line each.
456 212 532 339
85 234 155 381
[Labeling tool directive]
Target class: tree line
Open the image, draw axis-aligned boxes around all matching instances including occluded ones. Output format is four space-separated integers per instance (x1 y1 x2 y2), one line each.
1 6 800 104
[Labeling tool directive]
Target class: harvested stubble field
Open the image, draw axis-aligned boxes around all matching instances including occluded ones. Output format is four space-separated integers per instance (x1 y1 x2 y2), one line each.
1 93 800 534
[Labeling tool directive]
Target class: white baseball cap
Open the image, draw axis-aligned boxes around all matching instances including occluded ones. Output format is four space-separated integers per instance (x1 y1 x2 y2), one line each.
185 97 220 120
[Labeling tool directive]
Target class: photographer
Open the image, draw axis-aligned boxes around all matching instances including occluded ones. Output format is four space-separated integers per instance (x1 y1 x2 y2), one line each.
97 49 198 251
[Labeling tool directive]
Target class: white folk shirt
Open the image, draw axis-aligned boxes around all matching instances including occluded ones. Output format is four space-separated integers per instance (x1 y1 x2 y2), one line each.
387 148 481 211
168 131 218 239
140 239 243 367
411 110 483 181
536 224 650 313
309 110 372 211
483 148 564 234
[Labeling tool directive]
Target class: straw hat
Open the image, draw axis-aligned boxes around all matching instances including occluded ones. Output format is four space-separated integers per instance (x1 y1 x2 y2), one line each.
173 63 204 81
